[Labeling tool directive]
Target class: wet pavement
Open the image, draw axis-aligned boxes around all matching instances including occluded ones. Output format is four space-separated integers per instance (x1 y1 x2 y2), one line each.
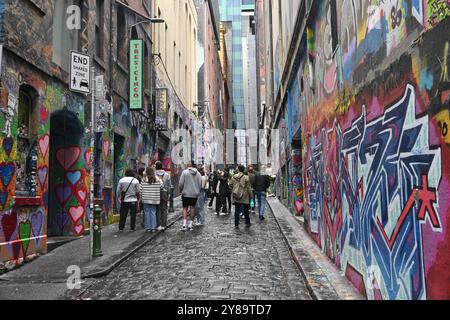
66 206 312 300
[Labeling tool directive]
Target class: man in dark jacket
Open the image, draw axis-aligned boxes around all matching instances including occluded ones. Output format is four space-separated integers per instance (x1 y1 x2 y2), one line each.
215 171 230 216
208 171 219 208
254 172 271 220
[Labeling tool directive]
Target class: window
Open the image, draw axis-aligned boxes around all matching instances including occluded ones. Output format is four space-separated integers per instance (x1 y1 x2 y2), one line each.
52 0 80 70
16 85 39 196
95 0 104 60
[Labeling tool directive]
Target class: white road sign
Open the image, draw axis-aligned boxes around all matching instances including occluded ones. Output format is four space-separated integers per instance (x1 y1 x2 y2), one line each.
70 51 91 94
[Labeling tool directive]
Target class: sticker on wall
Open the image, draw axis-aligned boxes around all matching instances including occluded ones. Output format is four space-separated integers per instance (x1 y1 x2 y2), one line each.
102 140 110 160
56 147 82 171
38 134 50 159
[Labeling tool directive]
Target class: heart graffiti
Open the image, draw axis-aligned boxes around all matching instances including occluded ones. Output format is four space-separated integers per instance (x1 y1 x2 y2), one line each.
84 150 92 167
31 209 44 246
56 147 81 171
38 134 50 159
66 170 82 186
55 184 72 208
1 210 17 243
74 224 85 236
0 192 8 209
56 212 69 234
68 206 84 224
75 189 87 205
2 137 14 158
37 166 49 189
19 221 32 258
0 162 15 189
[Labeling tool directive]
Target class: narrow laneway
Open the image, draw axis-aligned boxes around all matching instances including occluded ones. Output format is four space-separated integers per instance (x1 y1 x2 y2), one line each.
73 207 312 300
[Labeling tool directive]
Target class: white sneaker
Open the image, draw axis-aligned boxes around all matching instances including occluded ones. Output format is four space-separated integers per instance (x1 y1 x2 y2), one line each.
182 225 187 231
220 212 227 216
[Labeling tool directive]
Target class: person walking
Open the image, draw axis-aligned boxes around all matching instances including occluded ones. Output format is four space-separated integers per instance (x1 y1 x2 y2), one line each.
216 171 230 216
117 169 141 232
230 165 253 228
225 168 232 214
208 171 219 209
179 161 202 231
155 161 171 231
195 167 209 226
248 166 256 214
254 171 271 220
141 167 161 233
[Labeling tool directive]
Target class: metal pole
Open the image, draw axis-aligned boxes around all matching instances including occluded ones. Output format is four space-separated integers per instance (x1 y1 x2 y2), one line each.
89 66 95 261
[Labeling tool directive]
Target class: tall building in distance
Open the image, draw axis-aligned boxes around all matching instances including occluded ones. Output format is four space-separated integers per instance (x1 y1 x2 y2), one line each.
219 0 256 166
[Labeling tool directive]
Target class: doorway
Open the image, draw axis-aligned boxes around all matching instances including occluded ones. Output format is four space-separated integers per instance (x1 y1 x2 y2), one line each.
47 110 84 237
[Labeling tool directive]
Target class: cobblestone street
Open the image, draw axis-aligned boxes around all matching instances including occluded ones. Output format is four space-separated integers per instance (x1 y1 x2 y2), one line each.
70 207 312 300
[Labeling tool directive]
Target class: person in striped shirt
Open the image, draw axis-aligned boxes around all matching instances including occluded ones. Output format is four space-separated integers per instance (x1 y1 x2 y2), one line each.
141 167 162 233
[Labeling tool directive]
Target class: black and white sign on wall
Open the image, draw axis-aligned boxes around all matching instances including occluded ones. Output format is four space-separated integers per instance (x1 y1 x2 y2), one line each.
70 51 91 94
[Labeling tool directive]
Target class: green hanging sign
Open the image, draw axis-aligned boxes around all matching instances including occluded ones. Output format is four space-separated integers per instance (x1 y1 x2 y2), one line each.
130 39 143 110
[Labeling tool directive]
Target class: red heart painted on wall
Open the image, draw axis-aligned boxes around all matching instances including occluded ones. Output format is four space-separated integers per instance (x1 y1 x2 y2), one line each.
38 135 50 159
56 147 81 171
68 206 84 224
75 189 87 205
84 150 92 167
1 211 17 243
74 224 85 236
39 107 49 124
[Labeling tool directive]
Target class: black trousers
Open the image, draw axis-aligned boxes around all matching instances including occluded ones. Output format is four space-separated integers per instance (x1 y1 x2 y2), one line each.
235 203 250 226
209 193 216 207
216 194 228 213
119 202 137 231
227 194 232 212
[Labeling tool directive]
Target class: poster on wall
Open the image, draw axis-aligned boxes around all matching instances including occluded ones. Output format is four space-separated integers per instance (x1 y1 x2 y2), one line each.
155 88 168 131
129 39 143 110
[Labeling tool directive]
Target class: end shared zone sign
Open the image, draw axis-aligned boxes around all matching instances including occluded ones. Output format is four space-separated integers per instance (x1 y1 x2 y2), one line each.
70 51 91 94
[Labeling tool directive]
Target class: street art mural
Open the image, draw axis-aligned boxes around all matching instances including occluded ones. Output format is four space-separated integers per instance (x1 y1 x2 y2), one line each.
299 0 450 300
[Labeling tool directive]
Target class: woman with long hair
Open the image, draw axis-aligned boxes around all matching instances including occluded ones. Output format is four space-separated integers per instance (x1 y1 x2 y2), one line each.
140 167 161 233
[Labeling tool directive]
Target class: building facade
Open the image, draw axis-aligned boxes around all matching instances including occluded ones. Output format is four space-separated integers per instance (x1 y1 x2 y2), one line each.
151 0 198 188
261 0 450 300
0 0 159 270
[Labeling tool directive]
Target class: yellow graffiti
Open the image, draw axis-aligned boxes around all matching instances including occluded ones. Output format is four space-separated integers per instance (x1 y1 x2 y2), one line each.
335 89 355 115
435 109 450 144
439 42 449 84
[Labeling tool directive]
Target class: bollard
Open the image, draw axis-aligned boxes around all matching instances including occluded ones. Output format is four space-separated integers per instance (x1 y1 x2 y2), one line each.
169 187 175 212
92 205 103 257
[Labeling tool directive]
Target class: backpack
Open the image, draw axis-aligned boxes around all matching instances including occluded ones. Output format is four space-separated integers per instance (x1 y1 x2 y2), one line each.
232 175 246 201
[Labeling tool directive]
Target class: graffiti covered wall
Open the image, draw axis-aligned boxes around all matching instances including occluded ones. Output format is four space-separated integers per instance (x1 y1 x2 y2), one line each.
301 0 450 300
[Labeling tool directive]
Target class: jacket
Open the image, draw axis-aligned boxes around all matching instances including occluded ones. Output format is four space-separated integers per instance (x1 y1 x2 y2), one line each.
216 176 230 196
156 169 172 192
248 172 256 189
230 172 253 204
179 168 202 198
141 180 161 205
254 174 271 192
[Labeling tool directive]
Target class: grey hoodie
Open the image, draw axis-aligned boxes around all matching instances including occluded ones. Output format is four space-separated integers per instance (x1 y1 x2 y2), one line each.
179 168 202 198
156 170 172 192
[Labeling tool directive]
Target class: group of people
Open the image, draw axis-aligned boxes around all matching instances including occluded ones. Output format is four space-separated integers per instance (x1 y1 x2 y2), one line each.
117 160 271 232
116 161 171 233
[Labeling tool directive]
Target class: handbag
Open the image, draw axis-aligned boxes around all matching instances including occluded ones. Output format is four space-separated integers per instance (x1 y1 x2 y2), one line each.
121 178 135 202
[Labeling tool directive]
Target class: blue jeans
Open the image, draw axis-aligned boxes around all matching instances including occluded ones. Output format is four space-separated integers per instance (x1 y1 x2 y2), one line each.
144 204 157 231
256 191 267 217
